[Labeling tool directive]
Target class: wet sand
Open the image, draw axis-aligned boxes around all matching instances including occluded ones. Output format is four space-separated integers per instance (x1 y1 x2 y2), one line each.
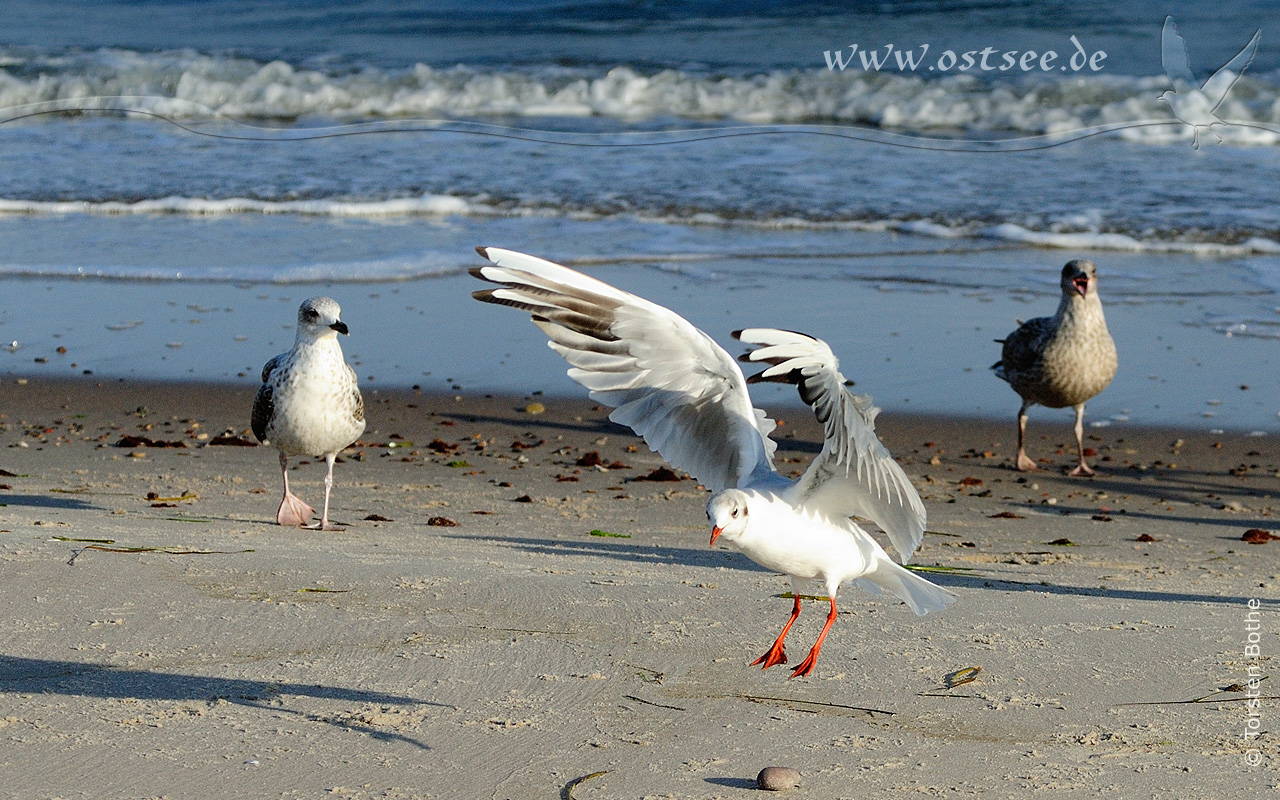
0 377 1275 798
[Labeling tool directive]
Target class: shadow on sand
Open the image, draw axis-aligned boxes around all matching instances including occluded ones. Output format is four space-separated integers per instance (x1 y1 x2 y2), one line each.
0 655 445 749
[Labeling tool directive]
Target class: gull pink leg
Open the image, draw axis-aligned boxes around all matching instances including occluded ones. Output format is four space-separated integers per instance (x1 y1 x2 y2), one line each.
790 596 838 679
276 451 314 526
304 453 341 531
752 592 802 670
1015 401 1037 472
1068 403 1095 476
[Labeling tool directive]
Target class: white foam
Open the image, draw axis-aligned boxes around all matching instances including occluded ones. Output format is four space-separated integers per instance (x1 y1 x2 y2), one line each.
1244 237 1280 254
1 47 1278 142
0 255 466 283
0 194 490 217
979 223 1280 257
892 220 966 238
0 192 1273 261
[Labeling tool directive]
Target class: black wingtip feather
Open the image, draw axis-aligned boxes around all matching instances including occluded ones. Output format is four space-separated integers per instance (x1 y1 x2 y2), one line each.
740 353 789 366
472 290 547 317
475 245 490 259
745 368 801 385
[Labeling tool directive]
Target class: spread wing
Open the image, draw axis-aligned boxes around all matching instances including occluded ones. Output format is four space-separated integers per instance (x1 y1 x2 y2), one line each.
1202 28 1259 110
1161 16 1196 90
735 328 926 562
471 246 779 493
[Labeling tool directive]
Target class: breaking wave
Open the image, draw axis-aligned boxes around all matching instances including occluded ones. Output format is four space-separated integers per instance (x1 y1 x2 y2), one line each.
1 47 1278 144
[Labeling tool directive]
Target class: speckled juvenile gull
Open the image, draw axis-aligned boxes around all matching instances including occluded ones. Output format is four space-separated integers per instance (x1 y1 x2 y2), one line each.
992 260 1118 476
252 297 365 530
471 246 953 678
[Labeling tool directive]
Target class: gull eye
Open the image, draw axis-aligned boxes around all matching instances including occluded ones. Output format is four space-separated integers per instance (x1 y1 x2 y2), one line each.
731 508 739 518
304 309 319 320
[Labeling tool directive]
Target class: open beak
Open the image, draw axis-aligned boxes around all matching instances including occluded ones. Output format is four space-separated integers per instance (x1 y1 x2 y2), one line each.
709 526 723 547
330 321 350 335
1071 275 1089 297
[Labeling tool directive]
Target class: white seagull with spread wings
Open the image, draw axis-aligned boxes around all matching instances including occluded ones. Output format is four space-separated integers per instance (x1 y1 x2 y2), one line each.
1159 16 1260 149
471 247 953 678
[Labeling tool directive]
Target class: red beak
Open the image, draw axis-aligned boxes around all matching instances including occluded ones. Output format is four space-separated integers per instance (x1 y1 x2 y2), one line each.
1072 275 1089 296
710 526 723 547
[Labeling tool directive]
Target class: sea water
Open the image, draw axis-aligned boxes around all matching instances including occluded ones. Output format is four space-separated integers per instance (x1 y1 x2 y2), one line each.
0 0 1278 430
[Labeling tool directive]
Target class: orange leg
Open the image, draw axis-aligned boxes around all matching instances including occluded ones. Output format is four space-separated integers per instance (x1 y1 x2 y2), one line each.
752 593 802 670
790 596 838 679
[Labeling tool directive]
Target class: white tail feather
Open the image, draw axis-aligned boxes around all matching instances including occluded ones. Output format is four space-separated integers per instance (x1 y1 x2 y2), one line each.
855 558 956 616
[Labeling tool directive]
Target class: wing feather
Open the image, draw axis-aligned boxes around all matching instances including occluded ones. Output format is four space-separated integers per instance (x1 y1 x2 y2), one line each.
991 315 1053 382
252 352 286 443
349 364 365 425
251 383 273 443
472 247 778 492
1202 29 1259 111
1161 16 1196 87
260 352 285 384
735 328 926 562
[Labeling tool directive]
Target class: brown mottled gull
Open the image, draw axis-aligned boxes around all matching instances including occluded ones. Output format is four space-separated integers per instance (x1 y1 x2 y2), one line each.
993 260 1117 476
252 297 366 529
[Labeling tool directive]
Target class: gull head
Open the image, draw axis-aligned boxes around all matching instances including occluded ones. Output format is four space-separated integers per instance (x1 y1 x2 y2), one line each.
296 297 349 341
707 489 750 547
1060 259 1097 299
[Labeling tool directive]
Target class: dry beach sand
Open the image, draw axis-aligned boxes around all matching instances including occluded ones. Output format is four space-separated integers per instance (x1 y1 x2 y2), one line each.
0 377 1275 798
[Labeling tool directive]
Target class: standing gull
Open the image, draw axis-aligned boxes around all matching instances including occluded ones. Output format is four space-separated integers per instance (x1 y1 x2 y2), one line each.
252 297 366 530
992 260 1117 476
472 247 953 678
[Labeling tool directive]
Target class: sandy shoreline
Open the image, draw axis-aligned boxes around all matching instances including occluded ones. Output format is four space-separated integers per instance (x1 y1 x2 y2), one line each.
0 376 1275 798
6 249 1280 433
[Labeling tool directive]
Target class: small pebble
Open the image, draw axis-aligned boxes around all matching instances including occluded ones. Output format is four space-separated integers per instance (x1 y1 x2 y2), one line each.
757 766 801 791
